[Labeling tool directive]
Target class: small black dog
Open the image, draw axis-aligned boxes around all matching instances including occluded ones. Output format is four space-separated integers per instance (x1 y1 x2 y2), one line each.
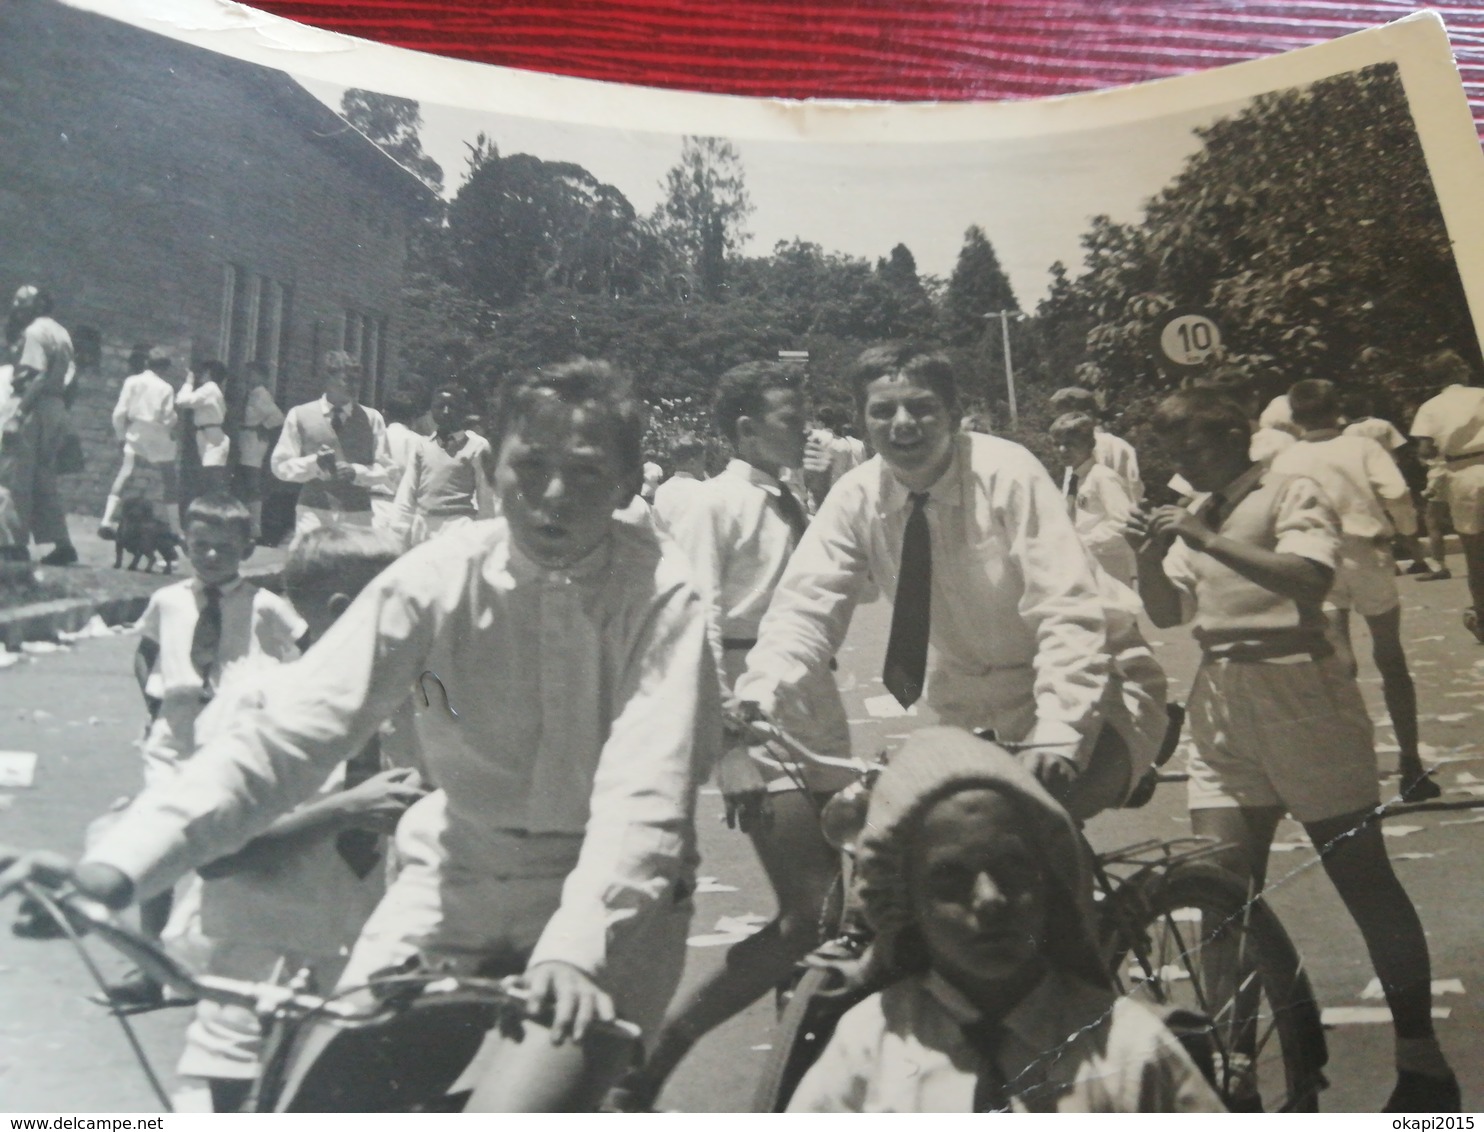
114 497 183 573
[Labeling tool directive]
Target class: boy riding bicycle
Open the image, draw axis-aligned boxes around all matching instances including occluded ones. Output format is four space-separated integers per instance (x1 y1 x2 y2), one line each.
2 359 721 1112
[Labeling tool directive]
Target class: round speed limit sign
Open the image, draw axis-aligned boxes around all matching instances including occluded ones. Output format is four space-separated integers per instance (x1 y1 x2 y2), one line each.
1158 313 1223 367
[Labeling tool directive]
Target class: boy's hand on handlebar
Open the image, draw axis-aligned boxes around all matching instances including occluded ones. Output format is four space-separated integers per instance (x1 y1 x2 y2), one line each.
522 960 616 1045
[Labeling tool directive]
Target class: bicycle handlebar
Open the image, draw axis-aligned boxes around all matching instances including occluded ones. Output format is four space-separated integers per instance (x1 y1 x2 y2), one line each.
17 880 642 1042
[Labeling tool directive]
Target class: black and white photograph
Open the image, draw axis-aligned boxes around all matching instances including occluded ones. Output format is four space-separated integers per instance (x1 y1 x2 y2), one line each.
2 0 1484 1113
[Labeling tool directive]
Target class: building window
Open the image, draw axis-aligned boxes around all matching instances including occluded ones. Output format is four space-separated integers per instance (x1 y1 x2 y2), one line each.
219 262 292 395
342 307 388 406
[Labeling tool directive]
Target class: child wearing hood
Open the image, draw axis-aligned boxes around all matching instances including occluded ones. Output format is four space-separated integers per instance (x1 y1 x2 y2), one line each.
788 727 1225 1113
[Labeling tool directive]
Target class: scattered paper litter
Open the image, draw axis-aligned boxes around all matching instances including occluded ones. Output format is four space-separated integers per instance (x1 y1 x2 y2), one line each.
699 786 721 796
1440 814 1484 827
1128 964 1190 984
20 641 65 655
0 652 22 670
687 913 769 949
862 694 917 719
1413 635 1446 643
1362 977 1463 1001
1382 824 1424 838
1455 771 1484 785
1390 852 1441 861
715 914 768 932
1411 660 1438 667
1435 713 1471 723
30 709 53 721
694 877 739 894
0 752 39 789
1323 1006 1450 1025
1269 841 1313 853
1375 743 1402 754
751 1044 773 1051
1443 690 1484 698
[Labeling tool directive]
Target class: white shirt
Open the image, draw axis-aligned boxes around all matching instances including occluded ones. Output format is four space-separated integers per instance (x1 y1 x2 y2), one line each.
1270 429 1417 539
111 369 177 463
664 458 854 774
137 577 305 761
735 433 1109 750
175 377 230 466
1064 459 1137 587
380 421 427 498
1093 429 1143 504
1259 393 1293 430
790 969 1224 1113
88 517 720 979
1411 384 1484 459
270 395 395 493
1344 416 1407 452
652 471 707 534
235 386 285 468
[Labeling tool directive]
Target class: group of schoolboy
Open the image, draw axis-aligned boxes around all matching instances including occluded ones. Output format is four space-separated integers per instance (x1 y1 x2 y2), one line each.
0 343 1463 1113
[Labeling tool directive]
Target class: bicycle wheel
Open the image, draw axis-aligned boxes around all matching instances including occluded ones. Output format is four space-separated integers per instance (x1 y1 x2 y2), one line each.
1102 861 1328 1112
750 965 871 1112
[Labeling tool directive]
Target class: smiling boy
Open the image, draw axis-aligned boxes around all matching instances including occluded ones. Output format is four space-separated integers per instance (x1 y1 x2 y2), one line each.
737 344 1167 816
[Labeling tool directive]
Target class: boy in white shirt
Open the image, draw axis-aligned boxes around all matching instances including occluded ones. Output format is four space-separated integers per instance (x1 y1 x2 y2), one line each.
650 433 707 533
112 493 305 1009
737 345 1168 824
1272 380 1438 800
618 362 855 1108
1047 385 1143 503
374 387 431 533
389 384 494 547
175 527 425 1112
1051 411 1137 588
231 361 285 543
1342 389 1442 579
176 361 232 497
10 359 719 1113
101 346 178 539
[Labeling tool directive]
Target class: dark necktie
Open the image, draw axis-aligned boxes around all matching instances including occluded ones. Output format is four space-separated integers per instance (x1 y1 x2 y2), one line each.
335 734 383 879
882 492 932 709
190 584 222 701
772 482 810 546
1064 469 1080 516
961 1019 1013 1113
1203 490 1229 531
331 406 348 436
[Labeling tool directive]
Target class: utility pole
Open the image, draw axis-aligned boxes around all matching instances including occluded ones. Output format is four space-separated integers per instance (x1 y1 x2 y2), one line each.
985 310 1023 428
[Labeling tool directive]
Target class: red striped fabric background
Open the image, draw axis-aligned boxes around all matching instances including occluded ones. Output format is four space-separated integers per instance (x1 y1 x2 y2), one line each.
249 2 1484 133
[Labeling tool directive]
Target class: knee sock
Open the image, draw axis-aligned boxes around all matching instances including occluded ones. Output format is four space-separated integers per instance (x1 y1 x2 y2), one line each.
101 495 122 527
1396 1036 1452 1079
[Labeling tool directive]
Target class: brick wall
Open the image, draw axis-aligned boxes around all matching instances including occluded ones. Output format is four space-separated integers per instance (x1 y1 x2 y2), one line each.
0 0 421 515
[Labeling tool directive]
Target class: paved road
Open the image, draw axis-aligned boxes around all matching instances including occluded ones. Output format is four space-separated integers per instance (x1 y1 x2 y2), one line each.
1 575 1481 1111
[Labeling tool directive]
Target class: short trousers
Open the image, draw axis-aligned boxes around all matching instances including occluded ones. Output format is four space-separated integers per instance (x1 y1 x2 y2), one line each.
1326 536 1399 617
337 792 692 1046
1446 458 1484 535
1186 652 1380 823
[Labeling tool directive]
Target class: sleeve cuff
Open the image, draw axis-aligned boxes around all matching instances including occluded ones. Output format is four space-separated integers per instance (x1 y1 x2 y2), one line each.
1275 531 1339 569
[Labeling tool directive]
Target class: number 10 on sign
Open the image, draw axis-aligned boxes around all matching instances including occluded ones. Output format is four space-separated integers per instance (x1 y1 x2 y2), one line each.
1159 313 1222 366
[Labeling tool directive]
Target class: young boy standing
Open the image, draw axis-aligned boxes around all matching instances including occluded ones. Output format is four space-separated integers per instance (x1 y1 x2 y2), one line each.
176 361 232 498
619 362 855 1108
112 493 305 1009
231 361 285 542
27 359 718 1113
1271 379 1438 800
1048 385 1143 504
389 383 494 547
175 527 425 1112
789 727 1224 1113
1130 387 1459 1113
1050 411 1138 588
650 433 708 533
101 346 178 539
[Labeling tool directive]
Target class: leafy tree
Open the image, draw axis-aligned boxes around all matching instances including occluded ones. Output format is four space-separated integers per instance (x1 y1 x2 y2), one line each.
1040 64 1481 407
939 225 1019 347
653 137 754 297
444 141 666 306
340 89 444 195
